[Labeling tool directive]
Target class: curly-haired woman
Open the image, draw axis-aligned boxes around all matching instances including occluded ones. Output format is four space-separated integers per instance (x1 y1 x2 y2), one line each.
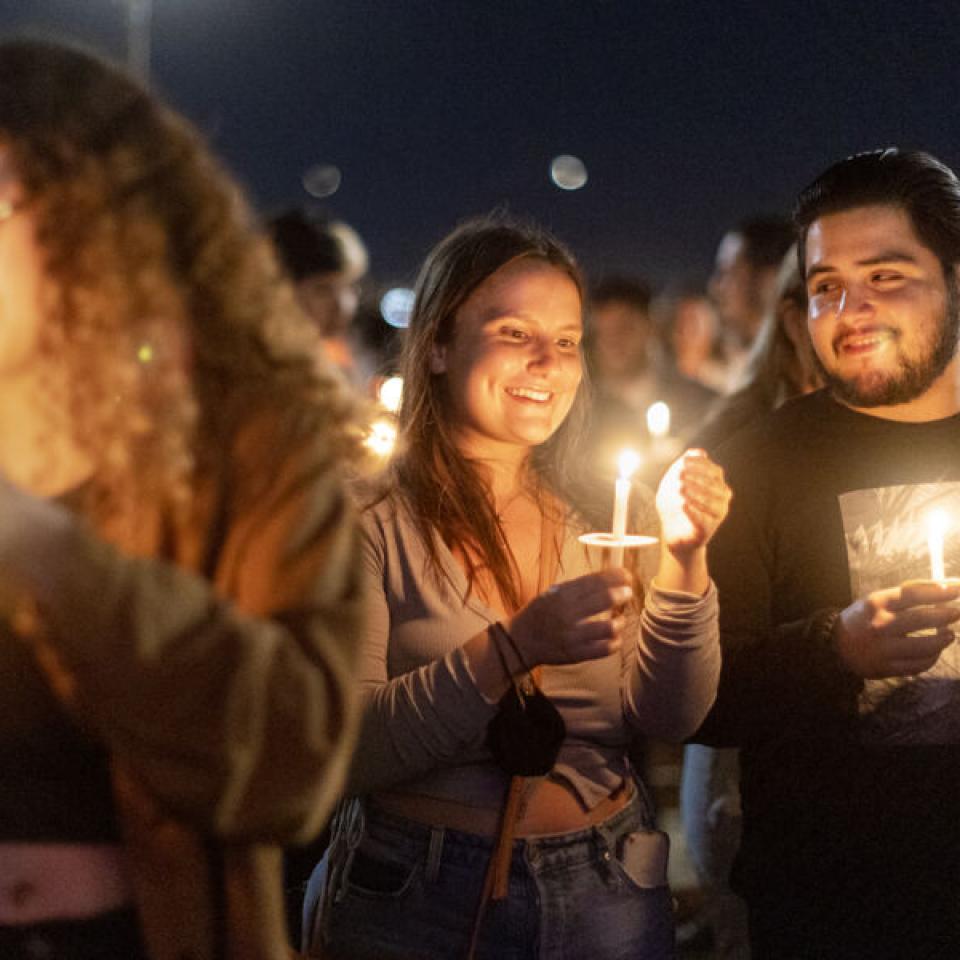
0 40 363 960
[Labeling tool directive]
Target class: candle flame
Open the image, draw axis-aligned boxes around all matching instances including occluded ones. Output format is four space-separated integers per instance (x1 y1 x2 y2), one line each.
927 509 949 536
617 448 641 480
378 376 404 413
646 401 671 439
364 417 398 458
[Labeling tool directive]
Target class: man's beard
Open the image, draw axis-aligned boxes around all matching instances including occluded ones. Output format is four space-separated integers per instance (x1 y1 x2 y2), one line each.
816 274 960 408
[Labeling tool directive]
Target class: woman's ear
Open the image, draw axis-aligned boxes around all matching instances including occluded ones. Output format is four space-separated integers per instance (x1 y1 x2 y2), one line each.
430 342 447 374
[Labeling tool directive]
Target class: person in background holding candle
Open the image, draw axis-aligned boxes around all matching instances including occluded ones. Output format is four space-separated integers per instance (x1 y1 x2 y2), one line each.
304 216 731 960
585 276 718 485
0 40 364 960
691 149 960 960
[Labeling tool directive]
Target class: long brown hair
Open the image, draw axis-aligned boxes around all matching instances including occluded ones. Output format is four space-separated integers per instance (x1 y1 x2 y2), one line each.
390 215 615 610
0 40 355 528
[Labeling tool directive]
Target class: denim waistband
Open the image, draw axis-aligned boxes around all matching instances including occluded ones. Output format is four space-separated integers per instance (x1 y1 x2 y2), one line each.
360 790 648 876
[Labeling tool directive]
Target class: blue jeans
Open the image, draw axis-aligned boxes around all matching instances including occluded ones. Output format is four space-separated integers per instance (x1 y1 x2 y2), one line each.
304 791 676 960
680 744 750 959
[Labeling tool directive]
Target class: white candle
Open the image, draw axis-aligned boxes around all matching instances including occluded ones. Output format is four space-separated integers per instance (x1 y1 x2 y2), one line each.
927 509 949 582
611 449 641 566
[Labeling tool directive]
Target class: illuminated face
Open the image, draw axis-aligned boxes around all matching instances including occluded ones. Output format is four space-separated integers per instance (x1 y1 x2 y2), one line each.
804 204 959 410
431 259 583 459
0 168 45 382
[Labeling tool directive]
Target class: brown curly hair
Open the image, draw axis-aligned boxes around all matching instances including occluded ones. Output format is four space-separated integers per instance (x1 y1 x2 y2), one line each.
0 39 356 527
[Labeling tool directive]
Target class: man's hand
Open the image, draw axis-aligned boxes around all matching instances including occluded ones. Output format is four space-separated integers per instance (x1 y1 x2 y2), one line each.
835 579 960 678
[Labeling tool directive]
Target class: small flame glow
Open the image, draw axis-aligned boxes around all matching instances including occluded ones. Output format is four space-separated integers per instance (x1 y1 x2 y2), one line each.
927 509 949 536
646 401 671 439
378 376 404 413
617 448 641 480
364 418 397 458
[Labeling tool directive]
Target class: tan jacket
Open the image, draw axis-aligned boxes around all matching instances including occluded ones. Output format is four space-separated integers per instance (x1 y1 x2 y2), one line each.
14 412 363 960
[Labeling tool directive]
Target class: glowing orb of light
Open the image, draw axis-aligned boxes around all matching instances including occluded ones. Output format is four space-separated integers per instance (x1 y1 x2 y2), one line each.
550 155 588 191
380 287 415 328
137 343 154 365
617 448 641 480
646 401 671 439
364 417 398 458
302 164 342 199
378 376 404 413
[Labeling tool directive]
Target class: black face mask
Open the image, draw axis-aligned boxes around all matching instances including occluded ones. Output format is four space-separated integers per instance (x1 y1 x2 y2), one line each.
485 680 566 777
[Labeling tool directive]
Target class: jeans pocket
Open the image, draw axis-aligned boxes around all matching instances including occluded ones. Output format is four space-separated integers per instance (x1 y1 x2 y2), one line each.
614 829 670 890
344 845 421 900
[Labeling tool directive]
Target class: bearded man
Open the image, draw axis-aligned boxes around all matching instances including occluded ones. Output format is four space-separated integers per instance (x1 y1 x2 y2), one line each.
692 149 960 959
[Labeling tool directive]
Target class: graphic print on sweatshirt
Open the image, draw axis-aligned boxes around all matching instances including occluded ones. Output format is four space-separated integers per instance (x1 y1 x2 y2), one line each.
839 481 960 745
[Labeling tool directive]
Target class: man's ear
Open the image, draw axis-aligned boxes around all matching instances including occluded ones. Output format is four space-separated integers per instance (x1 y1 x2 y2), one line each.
430 342 447 374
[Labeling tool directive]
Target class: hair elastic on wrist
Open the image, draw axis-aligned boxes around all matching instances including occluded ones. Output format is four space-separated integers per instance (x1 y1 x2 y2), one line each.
487 622 514 686
492 620 533 677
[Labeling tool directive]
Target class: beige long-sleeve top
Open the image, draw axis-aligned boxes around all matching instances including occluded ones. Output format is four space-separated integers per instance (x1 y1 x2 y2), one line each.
0 407 364 960
348 494 720 811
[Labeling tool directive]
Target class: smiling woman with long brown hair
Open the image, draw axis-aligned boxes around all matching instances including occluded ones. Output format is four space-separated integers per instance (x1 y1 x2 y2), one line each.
304 216 731 960
0 39 363 960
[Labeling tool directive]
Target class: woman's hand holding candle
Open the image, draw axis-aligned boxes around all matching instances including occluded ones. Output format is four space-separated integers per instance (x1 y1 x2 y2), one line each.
505 569 634 669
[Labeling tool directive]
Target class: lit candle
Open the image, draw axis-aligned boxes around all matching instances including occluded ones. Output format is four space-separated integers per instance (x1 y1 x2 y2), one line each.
611 449 641 566
378 376 404 413
646 401 671 439
364 417 398 459
927 509 949 582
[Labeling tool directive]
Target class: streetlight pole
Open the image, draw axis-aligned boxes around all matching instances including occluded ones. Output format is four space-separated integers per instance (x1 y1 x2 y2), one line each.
124 0 153 83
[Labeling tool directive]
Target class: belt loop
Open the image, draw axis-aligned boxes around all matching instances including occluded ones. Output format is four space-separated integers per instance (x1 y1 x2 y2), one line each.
425 825 445 884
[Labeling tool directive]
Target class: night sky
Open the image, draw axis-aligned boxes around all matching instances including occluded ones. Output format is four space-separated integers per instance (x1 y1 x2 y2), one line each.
2 0 960 291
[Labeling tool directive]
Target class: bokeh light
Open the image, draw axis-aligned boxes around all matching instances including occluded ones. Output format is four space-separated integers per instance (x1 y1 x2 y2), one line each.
380 287 415 329
550 155 588 191
364 417 398 458
378 376 404 413
302 164 342 199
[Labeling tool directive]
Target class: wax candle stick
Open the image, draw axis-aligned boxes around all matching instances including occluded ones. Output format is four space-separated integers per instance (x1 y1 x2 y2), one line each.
927 509 948 582
611 449 640 566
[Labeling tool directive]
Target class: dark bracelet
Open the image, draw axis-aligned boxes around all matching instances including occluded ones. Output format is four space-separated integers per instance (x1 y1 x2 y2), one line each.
487 622 514 686
493 620 533 676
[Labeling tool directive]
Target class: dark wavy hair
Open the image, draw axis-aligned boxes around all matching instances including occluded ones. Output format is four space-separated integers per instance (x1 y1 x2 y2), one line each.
0 39 355 527
794 148 960 277
390 215 606 611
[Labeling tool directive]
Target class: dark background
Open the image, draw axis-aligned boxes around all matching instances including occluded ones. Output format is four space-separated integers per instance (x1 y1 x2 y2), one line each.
2 0 959 289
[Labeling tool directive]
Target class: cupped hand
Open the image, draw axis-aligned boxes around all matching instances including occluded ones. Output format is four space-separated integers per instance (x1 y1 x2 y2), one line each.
507 568 633 668
655 449 731 560
835 578 960 678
